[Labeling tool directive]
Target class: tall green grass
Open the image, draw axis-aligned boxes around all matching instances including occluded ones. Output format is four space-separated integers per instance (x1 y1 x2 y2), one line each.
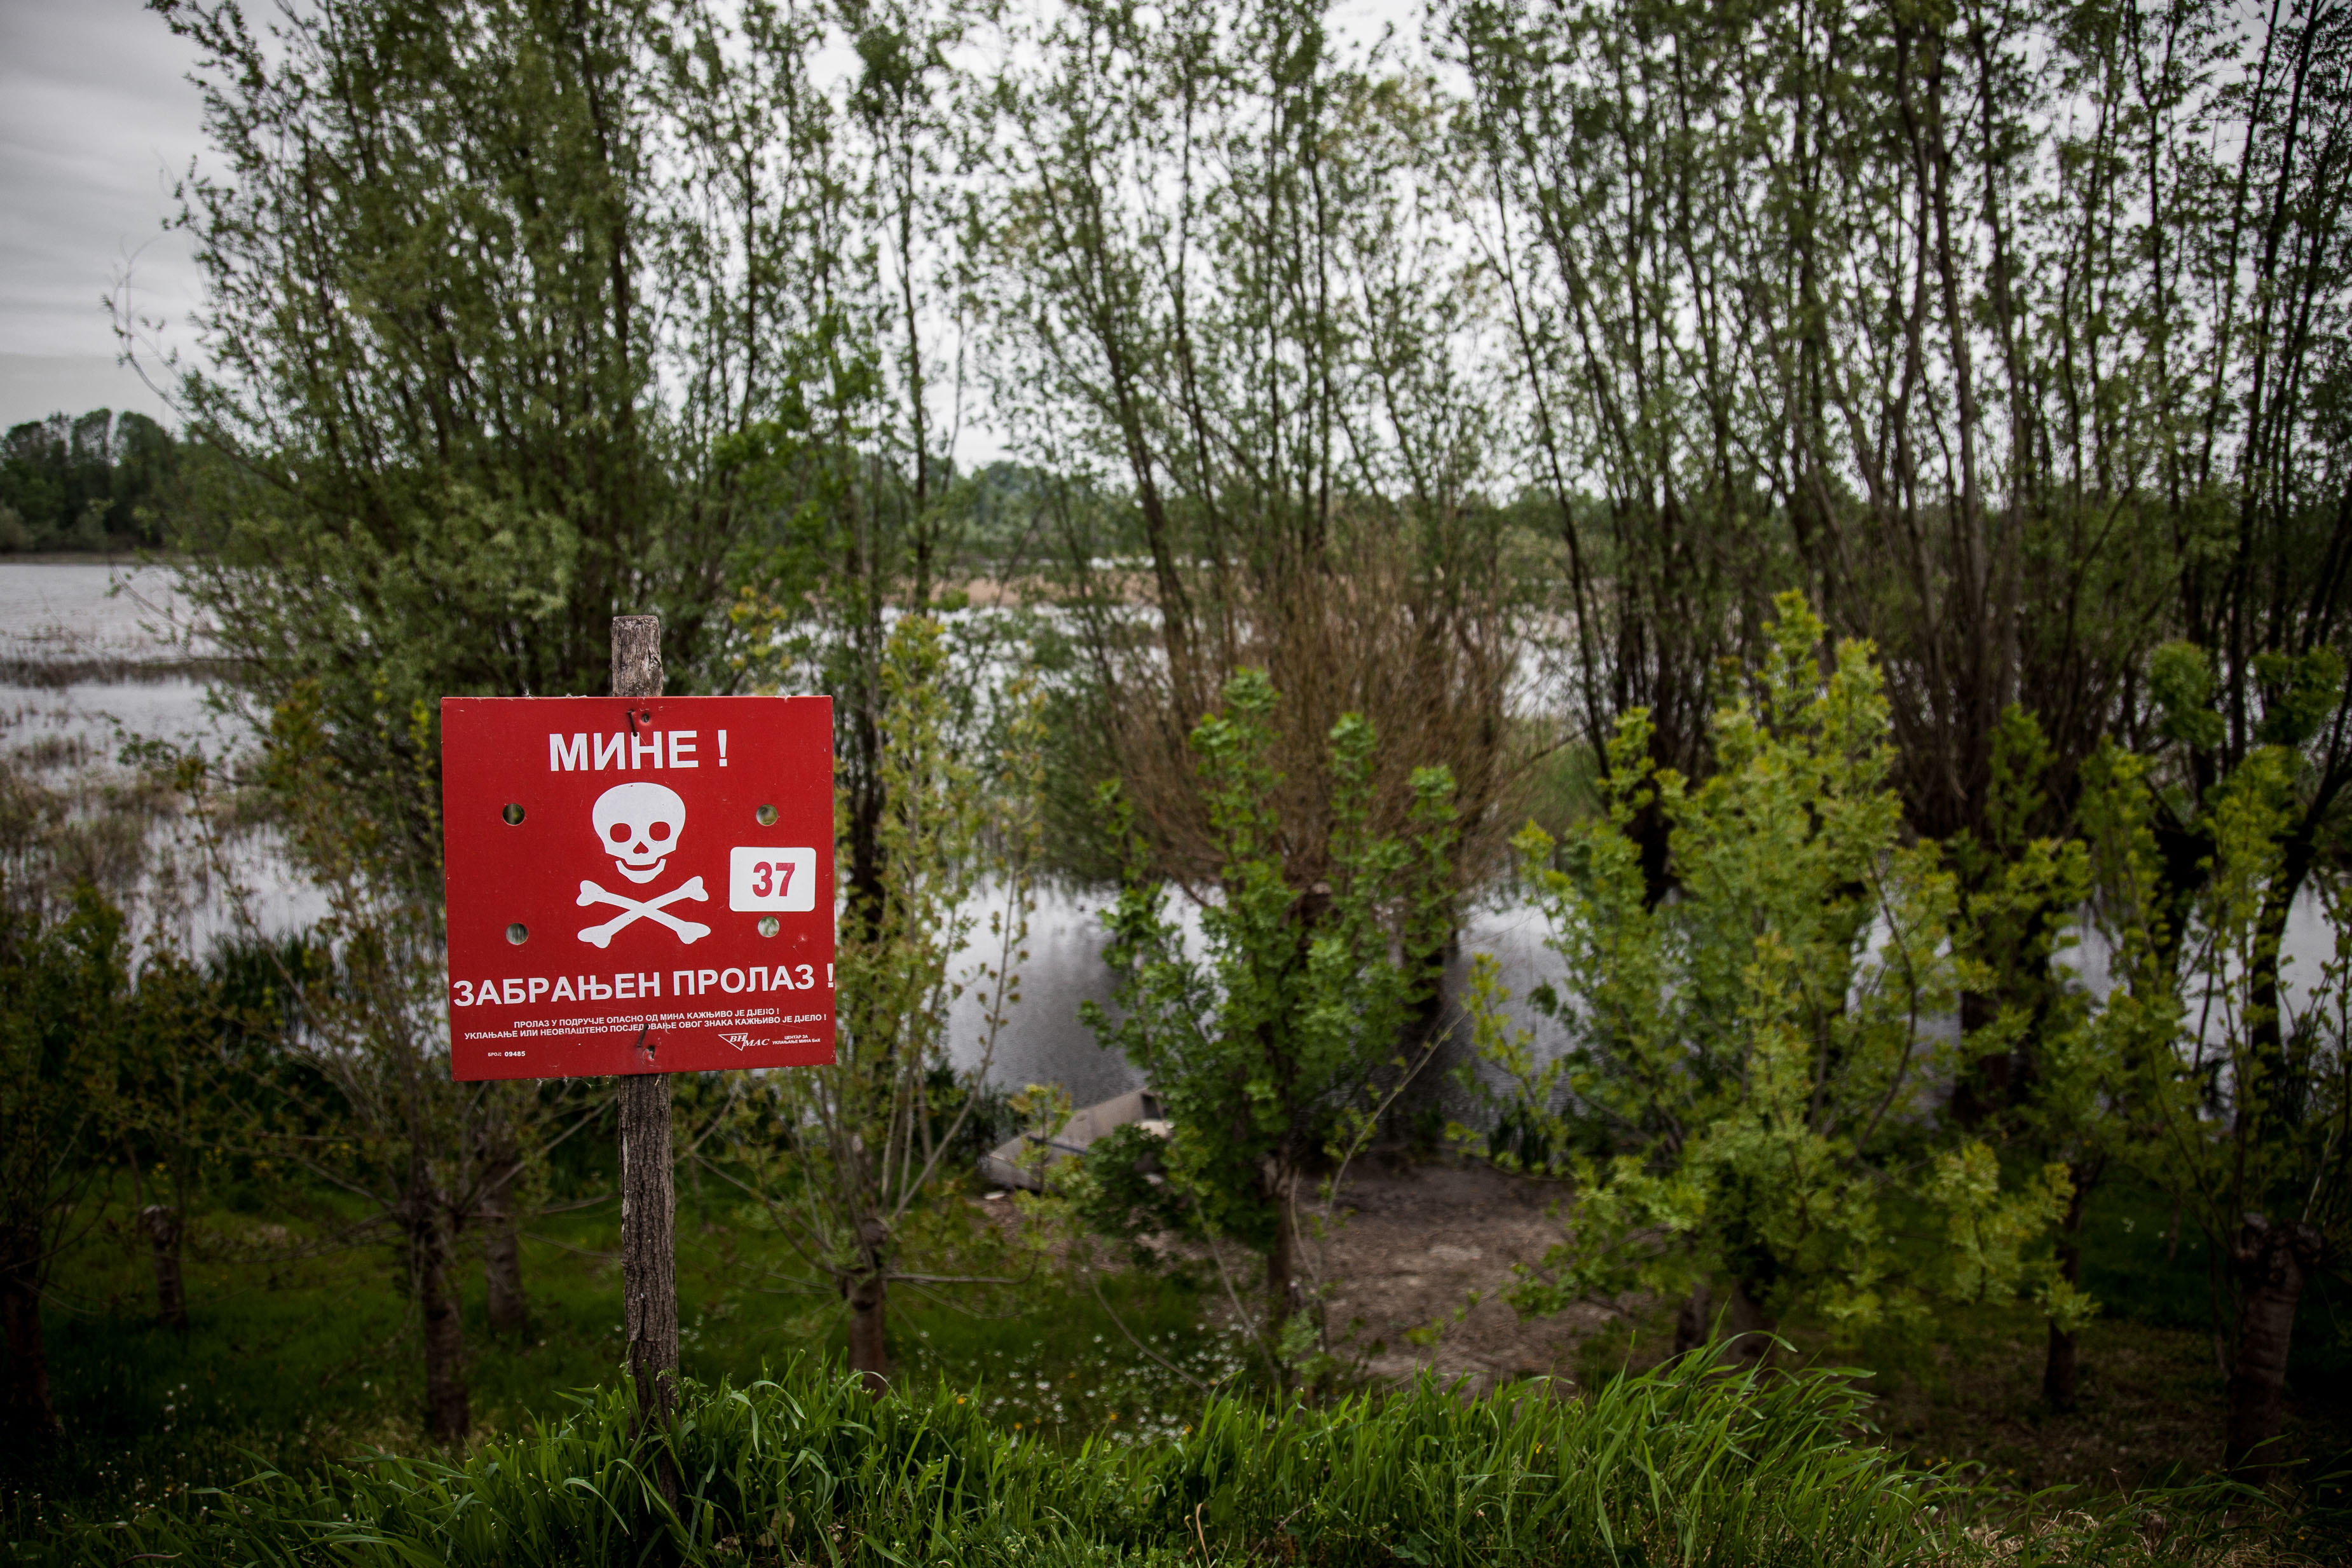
41 1350 1959 1567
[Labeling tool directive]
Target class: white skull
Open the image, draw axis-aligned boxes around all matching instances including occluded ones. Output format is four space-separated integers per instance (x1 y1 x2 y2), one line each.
592 782 687 884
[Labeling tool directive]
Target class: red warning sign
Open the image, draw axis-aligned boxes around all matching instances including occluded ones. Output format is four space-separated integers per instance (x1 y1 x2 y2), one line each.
440 696 836 1081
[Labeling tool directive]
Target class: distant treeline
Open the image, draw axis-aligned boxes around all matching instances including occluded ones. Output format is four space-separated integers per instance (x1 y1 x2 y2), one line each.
0 409 184 554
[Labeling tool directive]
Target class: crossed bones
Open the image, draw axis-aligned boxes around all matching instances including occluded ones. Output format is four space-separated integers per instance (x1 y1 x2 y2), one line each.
577 876 711 946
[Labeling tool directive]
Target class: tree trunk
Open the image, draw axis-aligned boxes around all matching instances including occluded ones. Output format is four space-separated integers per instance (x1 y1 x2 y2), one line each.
1264 1180 1299 1337
847 1271 890 1394
2041 1316 2079 1410
476 1102 528 1334
0 1233 56 1436
620 1073 678 1424
142 1204 188 1331
1948 989 2013 1126
1381 940 1455 1154
1724 1279 1775 1370
2225 1213 2320 1477
844 1211 892 1395
2041 1169 2089 1410
413 1203 470 1442
484 1213 526 1333
1674 1281 1713 1356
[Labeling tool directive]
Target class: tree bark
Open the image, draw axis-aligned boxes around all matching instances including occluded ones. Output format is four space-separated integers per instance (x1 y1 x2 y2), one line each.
477 1107 527 1333
845 1278 889 1391
2042 1317 2079 1412
844 1213 891 1395
846 1279 889 1395
142 1204 188 1332
2041 1170 2088 1410
1264 1173 1299 1339
1674 1281 1713 1356
0 1233 56 1436
1724 1279 1775 1370
484 1211 526 1333
621 1075 678 1418
413 1201 469 1441
2226 1213 2320 1477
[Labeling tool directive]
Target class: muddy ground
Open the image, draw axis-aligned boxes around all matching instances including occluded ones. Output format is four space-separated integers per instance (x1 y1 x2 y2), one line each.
1301 1159 1624 1390
984 1152 2347 1492
1076 1157 2350 1494
1302 1163 2350 1496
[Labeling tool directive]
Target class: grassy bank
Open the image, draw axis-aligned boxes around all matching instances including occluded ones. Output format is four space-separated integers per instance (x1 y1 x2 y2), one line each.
6 1173 2348 1564
26 1352 1999 1567
4 1177 1227 1525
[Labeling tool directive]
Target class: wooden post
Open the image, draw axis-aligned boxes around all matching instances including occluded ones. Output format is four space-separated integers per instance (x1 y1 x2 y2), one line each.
612 616 679 1449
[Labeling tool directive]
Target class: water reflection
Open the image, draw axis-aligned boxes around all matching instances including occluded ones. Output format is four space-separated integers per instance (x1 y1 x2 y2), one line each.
1 561 321 947
936 883 1568 1102
942 884 1139 1101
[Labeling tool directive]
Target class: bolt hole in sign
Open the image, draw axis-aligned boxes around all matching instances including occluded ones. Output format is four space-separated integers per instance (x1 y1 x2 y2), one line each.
441 696 837 1080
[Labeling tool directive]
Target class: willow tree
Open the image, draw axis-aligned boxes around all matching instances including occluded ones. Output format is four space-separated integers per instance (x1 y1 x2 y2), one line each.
711 618 1043 1391
990 0 1530 1145
1085 671 1460 1358
1439 0 2351 854
148 0 850 1413
2086 694 2352 1476
1444 0 2352 1418
1460 597 2079 1360
996 0 1526 791
0 892 126 1438
152 0 842 850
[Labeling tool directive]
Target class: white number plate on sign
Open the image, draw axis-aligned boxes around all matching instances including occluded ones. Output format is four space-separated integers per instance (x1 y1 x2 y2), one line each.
730 847 817 911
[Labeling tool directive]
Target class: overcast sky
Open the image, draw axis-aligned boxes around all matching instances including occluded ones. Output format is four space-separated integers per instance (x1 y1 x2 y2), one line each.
0 0 210 428
0 0 1428 435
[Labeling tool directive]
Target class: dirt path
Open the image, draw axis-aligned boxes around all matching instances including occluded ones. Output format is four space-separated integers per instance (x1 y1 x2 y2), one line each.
1306 1161 1625 1391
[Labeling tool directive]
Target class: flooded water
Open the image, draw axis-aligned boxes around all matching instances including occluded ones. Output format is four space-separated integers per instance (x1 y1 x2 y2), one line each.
0 561 327 948
933 888 1568 1107
0 561 207 667
0 562 1152 1094
941 885 1139 1103
6 560 2337 1107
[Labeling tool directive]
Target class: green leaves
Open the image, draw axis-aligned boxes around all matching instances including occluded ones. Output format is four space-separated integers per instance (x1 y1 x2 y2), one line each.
2148 642 2227 754
2092 733 2346 1268
1924 1145 2071 1308
0 885 135 1430
2253 648 2347 750
162 0 856 881
1083 669 1457 1272
712 613 1045 1354
1467 596 2058 1338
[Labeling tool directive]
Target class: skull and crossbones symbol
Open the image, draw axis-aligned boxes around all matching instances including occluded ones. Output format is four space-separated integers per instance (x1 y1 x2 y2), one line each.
577 782 711 946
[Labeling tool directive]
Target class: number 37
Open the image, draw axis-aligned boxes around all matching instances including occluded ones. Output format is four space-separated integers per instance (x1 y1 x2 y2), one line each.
727 846 814 911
